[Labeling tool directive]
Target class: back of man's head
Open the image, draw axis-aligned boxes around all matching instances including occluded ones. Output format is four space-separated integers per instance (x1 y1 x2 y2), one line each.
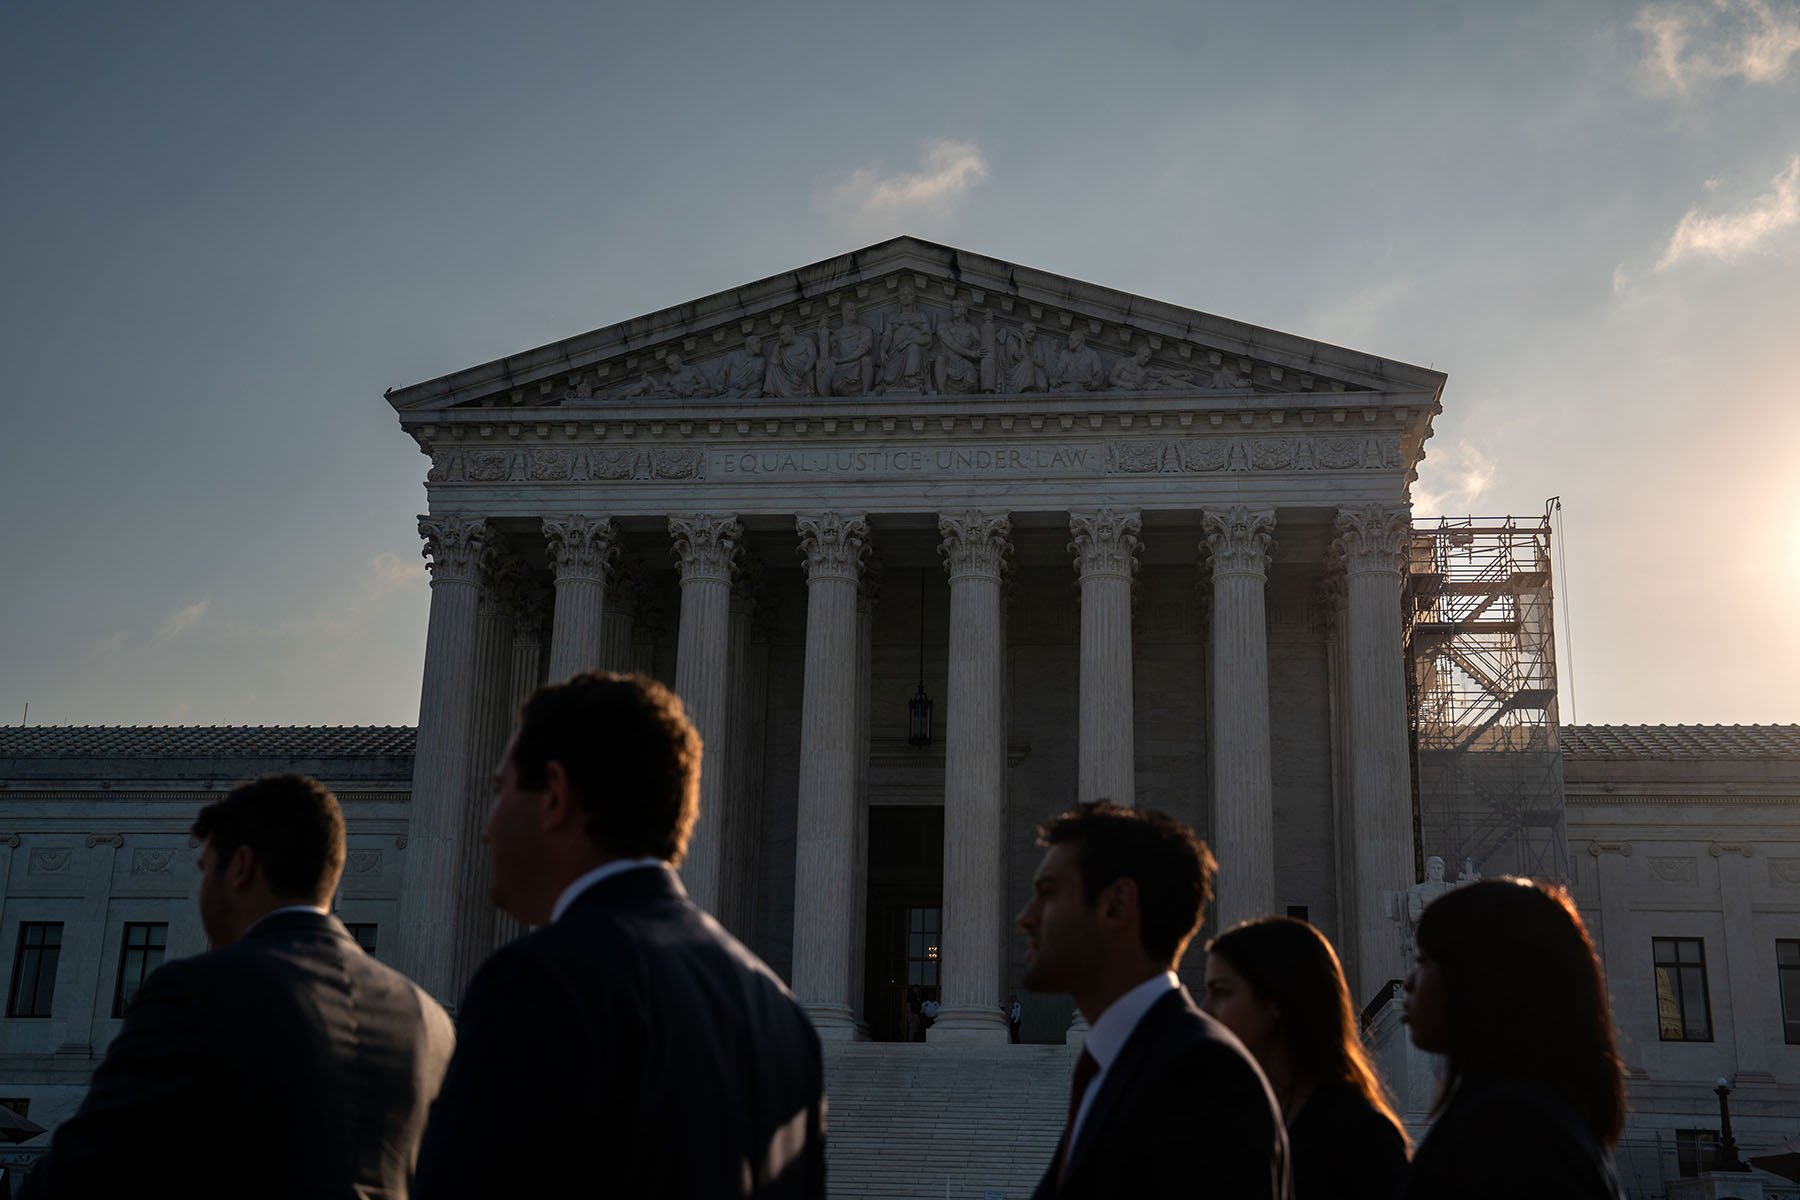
511 671 701 863
1037 802 1216 965
192 774 346 904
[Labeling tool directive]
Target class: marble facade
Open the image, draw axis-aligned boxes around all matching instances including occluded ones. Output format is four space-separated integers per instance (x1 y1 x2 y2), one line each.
383 237 1447 1024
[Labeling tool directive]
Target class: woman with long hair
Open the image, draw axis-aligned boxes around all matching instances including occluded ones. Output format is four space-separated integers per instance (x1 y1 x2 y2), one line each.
1203 916 1409 1199
1401 877 1626 1198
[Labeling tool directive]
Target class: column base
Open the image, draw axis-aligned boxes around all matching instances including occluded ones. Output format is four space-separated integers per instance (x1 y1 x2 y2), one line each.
807 1003 867 1042
927 1007 1011 1043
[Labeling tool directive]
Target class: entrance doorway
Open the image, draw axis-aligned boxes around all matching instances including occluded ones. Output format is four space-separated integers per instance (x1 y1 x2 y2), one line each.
862 805 944 1042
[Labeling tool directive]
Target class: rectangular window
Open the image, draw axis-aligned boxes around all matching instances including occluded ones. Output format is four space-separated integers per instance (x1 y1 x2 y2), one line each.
1653 937 1713 1042
8 923 63 1018
345 924 378 956
1676 1129 1719 1178
111 923 168 1017
1779 940 1800 1046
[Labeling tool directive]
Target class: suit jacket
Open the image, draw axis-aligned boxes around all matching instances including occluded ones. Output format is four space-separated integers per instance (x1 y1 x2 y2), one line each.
1034 988 1290 1200
412 864 826 1200
1399 1076 1620 1200
23 910 456 1200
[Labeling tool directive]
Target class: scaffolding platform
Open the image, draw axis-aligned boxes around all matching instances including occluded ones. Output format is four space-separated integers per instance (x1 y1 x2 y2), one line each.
1405 515 1570 883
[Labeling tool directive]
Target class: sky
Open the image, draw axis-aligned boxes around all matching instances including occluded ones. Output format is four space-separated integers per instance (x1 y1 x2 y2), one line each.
3 0 1797 729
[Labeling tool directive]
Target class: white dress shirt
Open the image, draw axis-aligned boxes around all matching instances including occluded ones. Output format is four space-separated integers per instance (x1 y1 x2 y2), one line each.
1069 970 1180 1149
550 857 666 923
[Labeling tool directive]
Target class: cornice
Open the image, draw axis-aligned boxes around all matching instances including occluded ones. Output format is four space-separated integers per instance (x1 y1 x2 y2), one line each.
385 237 1446 413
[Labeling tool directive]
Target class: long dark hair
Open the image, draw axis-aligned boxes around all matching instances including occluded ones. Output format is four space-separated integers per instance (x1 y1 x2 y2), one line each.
1206 916 1407 1146
1415 878 1625 1148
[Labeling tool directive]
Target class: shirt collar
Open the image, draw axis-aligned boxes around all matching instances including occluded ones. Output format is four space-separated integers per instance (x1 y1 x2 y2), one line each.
1082 970 1180 1070
550 857 666 923
246 904 328 935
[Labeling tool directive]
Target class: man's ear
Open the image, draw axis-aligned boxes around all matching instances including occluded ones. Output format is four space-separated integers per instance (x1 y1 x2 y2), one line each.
225 844 257 893
1097 876 1140 929
539 760 579 833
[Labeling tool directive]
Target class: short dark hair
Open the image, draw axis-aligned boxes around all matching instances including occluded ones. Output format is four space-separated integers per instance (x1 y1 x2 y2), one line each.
510 672 701 863
1036 802 1216 964
1416 878 1626 1148
191 774 346 902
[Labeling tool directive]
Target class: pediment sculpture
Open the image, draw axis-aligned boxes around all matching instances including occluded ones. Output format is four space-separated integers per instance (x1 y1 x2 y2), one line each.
549 283 1275 408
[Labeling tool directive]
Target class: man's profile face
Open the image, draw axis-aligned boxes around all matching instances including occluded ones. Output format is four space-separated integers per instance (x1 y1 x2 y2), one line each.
485 730 549 922
1016 842 1106 993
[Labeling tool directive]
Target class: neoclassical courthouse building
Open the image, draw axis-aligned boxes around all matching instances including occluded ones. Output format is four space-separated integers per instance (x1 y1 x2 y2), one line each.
2 240 1796 1197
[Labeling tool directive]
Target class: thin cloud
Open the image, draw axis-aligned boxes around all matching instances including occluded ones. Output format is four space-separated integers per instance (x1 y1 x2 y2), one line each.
1656 155 1800 269
82 630 130 659
1411 441 1498 517
155 597 211 644
1635 0 1800 92
820 138 989 232
370 551 428 593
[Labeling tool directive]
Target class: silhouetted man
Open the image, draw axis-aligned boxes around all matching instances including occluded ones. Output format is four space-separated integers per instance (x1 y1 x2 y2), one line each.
415 672 825 1199
1017 803 1288 1199
23 774 455 1200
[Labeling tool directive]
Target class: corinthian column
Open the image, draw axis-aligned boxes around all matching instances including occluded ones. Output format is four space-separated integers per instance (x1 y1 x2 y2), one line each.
931 510 1012 1043
789 513 870 1040
1333 504 1415 997
494 577 549 951
453 549 518 994
670 513 741 916
543 515 618 682
1204 506 1277 934
1070 510 1142 805
395 514 487 1003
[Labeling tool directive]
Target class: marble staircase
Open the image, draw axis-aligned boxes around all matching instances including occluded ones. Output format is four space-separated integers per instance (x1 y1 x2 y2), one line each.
822 1042 1071 1199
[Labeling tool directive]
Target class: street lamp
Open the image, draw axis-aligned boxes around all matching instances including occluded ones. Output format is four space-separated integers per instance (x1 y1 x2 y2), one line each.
1713 1077 1749 1172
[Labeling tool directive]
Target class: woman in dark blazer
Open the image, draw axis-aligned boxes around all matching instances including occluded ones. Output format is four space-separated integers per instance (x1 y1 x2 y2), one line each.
1203 916 1409 1200
1400 878 1626 1199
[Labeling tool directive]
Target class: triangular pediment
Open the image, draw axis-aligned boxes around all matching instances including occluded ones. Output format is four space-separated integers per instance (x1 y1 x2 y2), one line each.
385 237 1444 413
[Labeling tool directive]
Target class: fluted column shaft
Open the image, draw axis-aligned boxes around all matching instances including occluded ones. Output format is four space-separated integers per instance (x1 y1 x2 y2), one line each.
1335 505 1415 998
601 557 639 672
789 513 869 1040
716 565 760 936
1205 506 1277 934
931 511 1012 1043
850 559 880 1029
493 582 547 951
395 515 487 1003
453 559 516 993
670 514 740 916
1071 510 1141 805
544 516 618 682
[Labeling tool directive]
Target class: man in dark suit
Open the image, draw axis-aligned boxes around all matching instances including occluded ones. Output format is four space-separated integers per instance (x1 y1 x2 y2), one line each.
1017 803 1289 1199
414 671 825 1200
23 774 455 1200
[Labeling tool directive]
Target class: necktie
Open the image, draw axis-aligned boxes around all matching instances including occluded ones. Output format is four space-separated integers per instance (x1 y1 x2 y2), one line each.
1056 1048 1101 1189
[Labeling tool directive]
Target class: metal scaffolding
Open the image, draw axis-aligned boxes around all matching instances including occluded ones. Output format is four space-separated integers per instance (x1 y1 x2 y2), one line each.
1405 514 1570 883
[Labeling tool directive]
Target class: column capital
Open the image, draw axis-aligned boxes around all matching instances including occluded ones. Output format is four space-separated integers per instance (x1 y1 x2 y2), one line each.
669 514 743 584
509 574 553 644
796 512 871 584
857 553 884 613
731 553 767 611
1203 506 1276 578
476 546 527 618
938 510 1013 582
1069 509 1142 580
543 515 619 585
1333 505 1411 576
418 515 489 585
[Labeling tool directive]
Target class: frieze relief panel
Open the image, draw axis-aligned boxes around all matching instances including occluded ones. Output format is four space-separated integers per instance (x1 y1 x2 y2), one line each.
456 276 1366 411
1647 856 1698 885
428 432 1403 487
